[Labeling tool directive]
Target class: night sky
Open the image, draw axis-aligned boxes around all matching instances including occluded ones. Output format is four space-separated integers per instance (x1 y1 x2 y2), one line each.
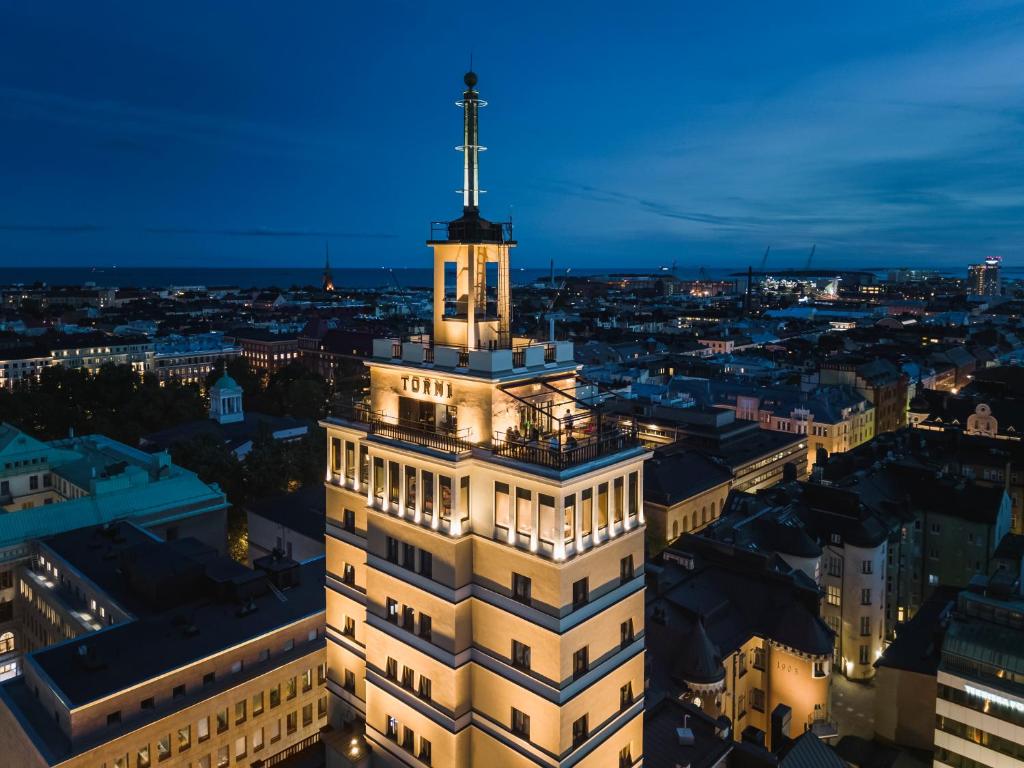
2 1 1023 270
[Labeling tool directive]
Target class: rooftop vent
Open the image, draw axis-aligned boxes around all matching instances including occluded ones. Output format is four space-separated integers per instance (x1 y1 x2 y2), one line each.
675 727 695 746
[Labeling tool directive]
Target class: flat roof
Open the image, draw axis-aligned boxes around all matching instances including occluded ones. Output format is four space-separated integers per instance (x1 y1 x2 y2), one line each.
30 522 325 708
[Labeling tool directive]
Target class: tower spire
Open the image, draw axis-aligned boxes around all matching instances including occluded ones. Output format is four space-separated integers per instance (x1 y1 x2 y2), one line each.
322 241 334 292
457 69 485 214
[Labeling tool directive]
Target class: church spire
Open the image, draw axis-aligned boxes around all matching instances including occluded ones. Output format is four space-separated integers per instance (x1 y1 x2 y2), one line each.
322 241 334 292
457 70 485 214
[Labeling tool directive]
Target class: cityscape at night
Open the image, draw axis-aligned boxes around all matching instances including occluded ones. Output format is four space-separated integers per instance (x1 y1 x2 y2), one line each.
2 3 1024 768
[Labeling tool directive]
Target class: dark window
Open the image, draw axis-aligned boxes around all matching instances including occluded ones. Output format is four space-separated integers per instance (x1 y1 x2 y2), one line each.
107 711 121 726
344 670 355 692
573 647 589 680
621 619 634 648
386 598 398 623
512 573 531 605
402 543 416 570
141 697 154 710
386 716 398 740
203 672 215 687
385 657 397 680
418 675 432 700
419 737 432 765
402 605 415 631
342 563 356 585
419 614 432 641
401 666 414 689
386 537 399 563
620 555 634 584
572 715 589 748
620 682 633 710
573 578 589 608
419 550 433 579
172 685 185 699
402 726 415 751
511 708 530 739
342 509 355 532
512 640 531 670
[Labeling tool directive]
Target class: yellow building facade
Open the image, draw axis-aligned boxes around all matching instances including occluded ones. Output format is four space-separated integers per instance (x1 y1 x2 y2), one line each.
322 71 650 768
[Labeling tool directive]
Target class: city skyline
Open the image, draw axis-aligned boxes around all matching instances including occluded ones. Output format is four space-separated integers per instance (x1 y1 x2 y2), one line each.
2 1 1023 269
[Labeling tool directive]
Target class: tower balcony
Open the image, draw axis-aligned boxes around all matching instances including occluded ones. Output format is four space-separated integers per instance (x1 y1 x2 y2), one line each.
371 336 574 374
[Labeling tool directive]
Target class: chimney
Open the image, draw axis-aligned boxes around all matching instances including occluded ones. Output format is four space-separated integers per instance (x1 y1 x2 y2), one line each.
770 704 791 750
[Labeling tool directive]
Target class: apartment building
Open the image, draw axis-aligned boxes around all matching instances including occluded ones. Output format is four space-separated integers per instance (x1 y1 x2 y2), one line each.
320 71 649 767
0 521 327 768
226 329 299 375
647 537 835 749
0 423 229 680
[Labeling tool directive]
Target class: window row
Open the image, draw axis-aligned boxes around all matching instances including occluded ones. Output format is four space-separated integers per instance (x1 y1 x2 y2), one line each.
101 697 326 768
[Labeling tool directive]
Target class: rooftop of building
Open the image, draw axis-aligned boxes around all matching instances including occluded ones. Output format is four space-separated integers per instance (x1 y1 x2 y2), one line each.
29 521 325 708
0 428 227 549
644 449 734 506
643 696 734 768
875 586 957 676
646 538 833 696
245 484 325 543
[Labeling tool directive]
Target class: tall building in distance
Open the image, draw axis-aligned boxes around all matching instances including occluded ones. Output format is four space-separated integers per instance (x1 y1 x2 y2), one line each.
322 71 650 767
967 255 1001 296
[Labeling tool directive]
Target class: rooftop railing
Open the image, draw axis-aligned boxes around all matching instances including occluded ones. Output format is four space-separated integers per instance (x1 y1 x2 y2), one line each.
491 427 641 470
339 404 475 455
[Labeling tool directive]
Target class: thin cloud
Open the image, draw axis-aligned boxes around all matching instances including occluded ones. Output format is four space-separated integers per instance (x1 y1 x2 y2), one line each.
0 224 103 233
145 227 398 239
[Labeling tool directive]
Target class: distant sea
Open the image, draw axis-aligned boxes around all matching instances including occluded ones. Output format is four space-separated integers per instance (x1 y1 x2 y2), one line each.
0 264 1011 289
0 266 702 290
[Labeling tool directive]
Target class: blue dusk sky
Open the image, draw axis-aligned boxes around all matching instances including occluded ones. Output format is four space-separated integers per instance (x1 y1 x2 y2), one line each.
1 1 1023 270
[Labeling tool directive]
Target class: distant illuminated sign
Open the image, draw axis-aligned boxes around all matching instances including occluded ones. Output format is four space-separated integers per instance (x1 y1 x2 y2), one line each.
964 685 1024 713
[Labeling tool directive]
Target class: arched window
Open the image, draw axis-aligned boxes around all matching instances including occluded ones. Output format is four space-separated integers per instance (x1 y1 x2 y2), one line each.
692 511 699 530
672 520 679 540
0 632 13 654
702 506 707 523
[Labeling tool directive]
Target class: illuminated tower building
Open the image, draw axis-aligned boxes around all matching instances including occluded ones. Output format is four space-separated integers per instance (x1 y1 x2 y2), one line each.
324 243 336 293
322 72 650 767
967 256 1000 297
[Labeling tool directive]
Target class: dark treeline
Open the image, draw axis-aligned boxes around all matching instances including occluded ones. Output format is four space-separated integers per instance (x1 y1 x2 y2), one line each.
0 358 343 562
